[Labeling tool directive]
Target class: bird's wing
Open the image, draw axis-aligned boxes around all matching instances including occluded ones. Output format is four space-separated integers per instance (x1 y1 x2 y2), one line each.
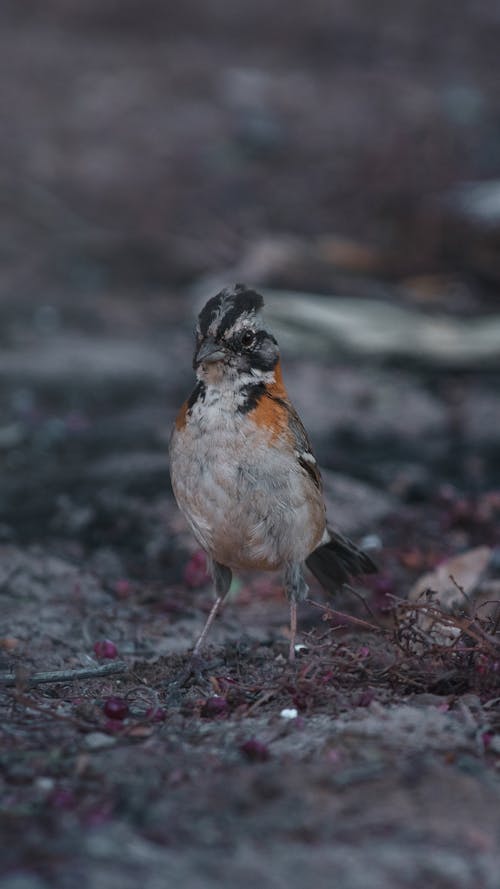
279 400 323 491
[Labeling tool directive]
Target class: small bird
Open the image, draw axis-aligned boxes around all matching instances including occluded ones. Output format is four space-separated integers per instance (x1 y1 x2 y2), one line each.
169 285 376 661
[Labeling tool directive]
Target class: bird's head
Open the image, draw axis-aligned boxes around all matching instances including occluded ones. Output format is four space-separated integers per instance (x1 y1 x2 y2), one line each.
193 285 279 385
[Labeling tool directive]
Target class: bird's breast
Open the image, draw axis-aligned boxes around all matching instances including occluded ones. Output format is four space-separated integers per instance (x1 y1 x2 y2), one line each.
169 391 326 570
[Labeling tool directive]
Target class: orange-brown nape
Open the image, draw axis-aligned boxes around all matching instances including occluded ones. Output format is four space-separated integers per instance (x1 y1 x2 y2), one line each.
246 360 291 440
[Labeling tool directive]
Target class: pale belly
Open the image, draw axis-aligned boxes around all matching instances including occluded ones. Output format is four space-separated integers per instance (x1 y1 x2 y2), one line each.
169 415 325 571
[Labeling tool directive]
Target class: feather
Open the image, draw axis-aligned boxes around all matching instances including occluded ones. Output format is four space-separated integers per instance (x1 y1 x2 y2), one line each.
306 528 376 593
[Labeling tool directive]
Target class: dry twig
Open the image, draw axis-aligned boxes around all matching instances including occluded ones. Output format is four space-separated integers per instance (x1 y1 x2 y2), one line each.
307 598 383 633
0 660 128 687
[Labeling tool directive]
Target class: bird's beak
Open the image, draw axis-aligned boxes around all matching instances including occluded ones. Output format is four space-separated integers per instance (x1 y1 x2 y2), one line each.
194 338 226 367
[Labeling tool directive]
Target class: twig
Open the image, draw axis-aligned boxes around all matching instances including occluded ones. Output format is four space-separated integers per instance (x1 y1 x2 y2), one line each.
393 594 500 655
307 598 383 633
0 661 128 687
343 584 377 620
245 688 278 715
449 573 472 607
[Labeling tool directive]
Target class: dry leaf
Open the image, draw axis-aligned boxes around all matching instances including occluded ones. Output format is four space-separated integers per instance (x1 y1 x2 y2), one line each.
409 546 492 609
406 546 492 647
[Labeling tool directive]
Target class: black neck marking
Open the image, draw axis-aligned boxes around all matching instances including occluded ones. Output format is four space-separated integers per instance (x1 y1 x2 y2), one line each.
237 382 266 414
237 381 288 415
187 380 206 412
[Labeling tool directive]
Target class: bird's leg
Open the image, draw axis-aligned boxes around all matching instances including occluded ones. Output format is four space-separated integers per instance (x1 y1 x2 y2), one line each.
284 562 309 663
289 599 298 663
192 560 232 656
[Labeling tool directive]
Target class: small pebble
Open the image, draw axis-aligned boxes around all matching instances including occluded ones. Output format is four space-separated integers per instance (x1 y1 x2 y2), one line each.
294 643 308 655
84 732 117 750
488 735 500 755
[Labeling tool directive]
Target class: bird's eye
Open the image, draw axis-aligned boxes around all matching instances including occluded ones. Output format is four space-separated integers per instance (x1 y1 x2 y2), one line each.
241 330 255 348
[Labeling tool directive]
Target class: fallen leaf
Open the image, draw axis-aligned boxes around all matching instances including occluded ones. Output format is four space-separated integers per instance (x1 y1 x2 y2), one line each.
409 546 492 609
406 546 493 647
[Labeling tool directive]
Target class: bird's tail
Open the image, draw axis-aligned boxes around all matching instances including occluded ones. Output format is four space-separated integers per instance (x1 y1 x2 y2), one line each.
305 528 376 594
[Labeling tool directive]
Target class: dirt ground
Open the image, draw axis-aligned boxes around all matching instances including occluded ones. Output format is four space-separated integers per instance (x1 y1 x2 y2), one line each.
1 4 500 888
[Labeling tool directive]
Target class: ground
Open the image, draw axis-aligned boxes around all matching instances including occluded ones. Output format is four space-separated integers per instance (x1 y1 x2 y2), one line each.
1 4 500 888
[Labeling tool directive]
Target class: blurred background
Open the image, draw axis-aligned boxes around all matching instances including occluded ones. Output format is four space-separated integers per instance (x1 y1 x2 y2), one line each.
2 7 500 886
0 0 499 583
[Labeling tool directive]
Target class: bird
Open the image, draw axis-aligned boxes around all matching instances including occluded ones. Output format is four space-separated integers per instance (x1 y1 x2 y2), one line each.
169 284 376 662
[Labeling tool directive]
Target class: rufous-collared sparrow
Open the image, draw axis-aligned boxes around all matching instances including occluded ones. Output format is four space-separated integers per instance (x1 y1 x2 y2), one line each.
169 285 376 662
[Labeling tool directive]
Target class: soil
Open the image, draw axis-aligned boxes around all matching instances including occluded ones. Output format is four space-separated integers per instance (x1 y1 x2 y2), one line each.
1 4 500 888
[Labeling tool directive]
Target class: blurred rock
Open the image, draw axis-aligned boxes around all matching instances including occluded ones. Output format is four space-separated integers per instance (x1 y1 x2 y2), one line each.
265 291 500 368
434 180 500 284
321 470 395 536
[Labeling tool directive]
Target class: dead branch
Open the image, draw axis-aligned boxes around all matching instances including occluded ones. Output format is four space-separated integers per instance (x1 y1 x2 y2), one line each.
0 660 128 687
